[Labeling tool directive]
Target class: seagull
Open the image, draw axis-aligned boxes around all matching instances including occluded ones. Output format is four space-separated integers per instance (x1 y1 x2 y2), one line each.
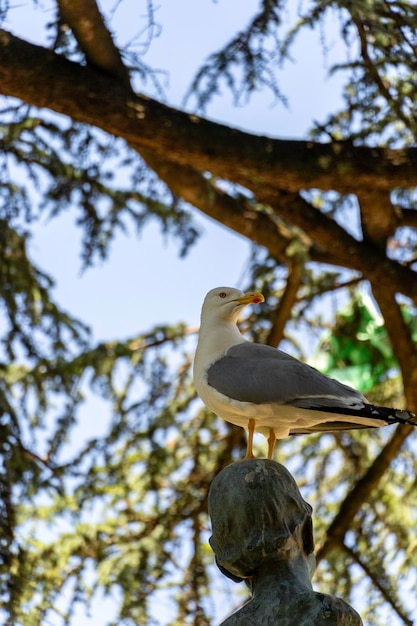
193 286 416 459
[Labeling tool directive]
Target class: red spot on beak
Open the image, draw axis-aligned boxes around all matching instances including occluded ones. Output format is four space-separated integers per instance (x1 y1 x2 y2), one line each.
252 297 262 304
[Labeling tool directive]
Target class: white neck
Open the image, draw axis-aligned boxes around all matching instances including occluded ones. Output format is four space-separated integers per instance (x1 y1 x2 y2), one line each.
194 317 246 377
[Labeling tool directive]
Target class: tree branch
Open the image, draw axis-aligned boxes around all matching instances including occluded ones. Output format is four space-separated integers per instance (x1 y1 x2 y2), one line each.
55 2 305 269
258 190 417 303
150 150 417 312
57 0 131 88
266 259 304 347
141 153 417 303
2 30 417 196
398 207 417 230
316 425 413 564
352 12 413 132
139 150 296 264
357 191 399 246
370 285 417 410
1 29 417 304
343 543 413 626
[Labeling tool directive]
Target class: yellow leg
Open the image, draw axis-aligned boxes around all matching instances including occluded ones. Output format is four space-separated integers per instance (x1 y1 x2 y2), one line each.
267 428 276 460
244 419 256 459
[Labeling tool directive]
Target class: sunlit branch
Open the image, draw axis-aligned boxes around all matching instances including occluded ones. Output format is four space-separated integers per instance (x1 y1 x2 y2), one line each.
266 259 304 347
316 425 413 563
342 543 413 626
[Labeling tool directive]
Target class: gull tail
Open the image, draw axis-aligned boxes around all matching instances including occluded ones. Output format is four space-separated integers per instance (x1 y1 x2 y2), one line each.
312 403 416 427
288 402 416 436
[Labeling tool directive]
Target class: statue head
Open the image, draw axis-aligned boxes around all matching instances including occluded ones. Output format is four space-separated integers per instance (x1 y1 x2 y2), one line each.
208 459 315 582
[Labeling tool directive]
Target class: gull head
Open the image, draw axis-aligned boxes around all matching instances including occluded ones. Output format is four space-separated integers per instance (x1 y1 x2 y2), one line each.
200 287 265 325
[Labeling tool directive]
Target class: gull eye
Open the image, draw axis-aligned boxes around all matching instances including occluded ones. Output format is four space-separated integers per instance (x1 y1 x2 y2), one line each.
219 292 227 298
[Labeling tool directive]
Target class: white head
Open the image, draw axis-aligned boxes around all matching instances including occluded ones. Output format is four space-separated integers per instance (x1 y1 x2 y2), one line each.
200 287 265 325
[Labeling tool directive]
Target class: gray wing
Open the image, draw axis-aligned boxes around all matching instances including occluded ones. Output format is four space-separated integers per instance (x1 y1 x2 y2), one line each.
207 341 366 407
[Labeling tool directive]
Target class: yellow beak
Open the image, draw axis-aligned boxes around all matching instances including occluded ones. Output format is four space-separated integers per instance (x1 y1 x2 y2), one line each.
235 292 265 305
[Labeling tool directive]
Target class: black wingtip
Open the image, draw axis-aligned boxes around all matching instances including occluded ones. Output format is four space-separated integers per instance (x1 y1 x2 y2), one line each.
309 403 416 427
389 409 416 426
365 405 416 426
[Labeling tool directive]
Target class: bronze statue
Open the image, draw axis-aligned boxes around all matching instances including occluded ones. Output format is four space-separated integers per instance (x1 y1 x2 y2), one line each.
209 459 362 625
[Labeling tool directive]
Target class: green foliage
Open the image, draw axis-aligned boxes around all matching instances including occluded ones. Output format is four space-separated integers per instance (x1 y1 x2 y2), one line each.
316 293 399 393
186 0 286 109
188 0 417 144
0 108 199 268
